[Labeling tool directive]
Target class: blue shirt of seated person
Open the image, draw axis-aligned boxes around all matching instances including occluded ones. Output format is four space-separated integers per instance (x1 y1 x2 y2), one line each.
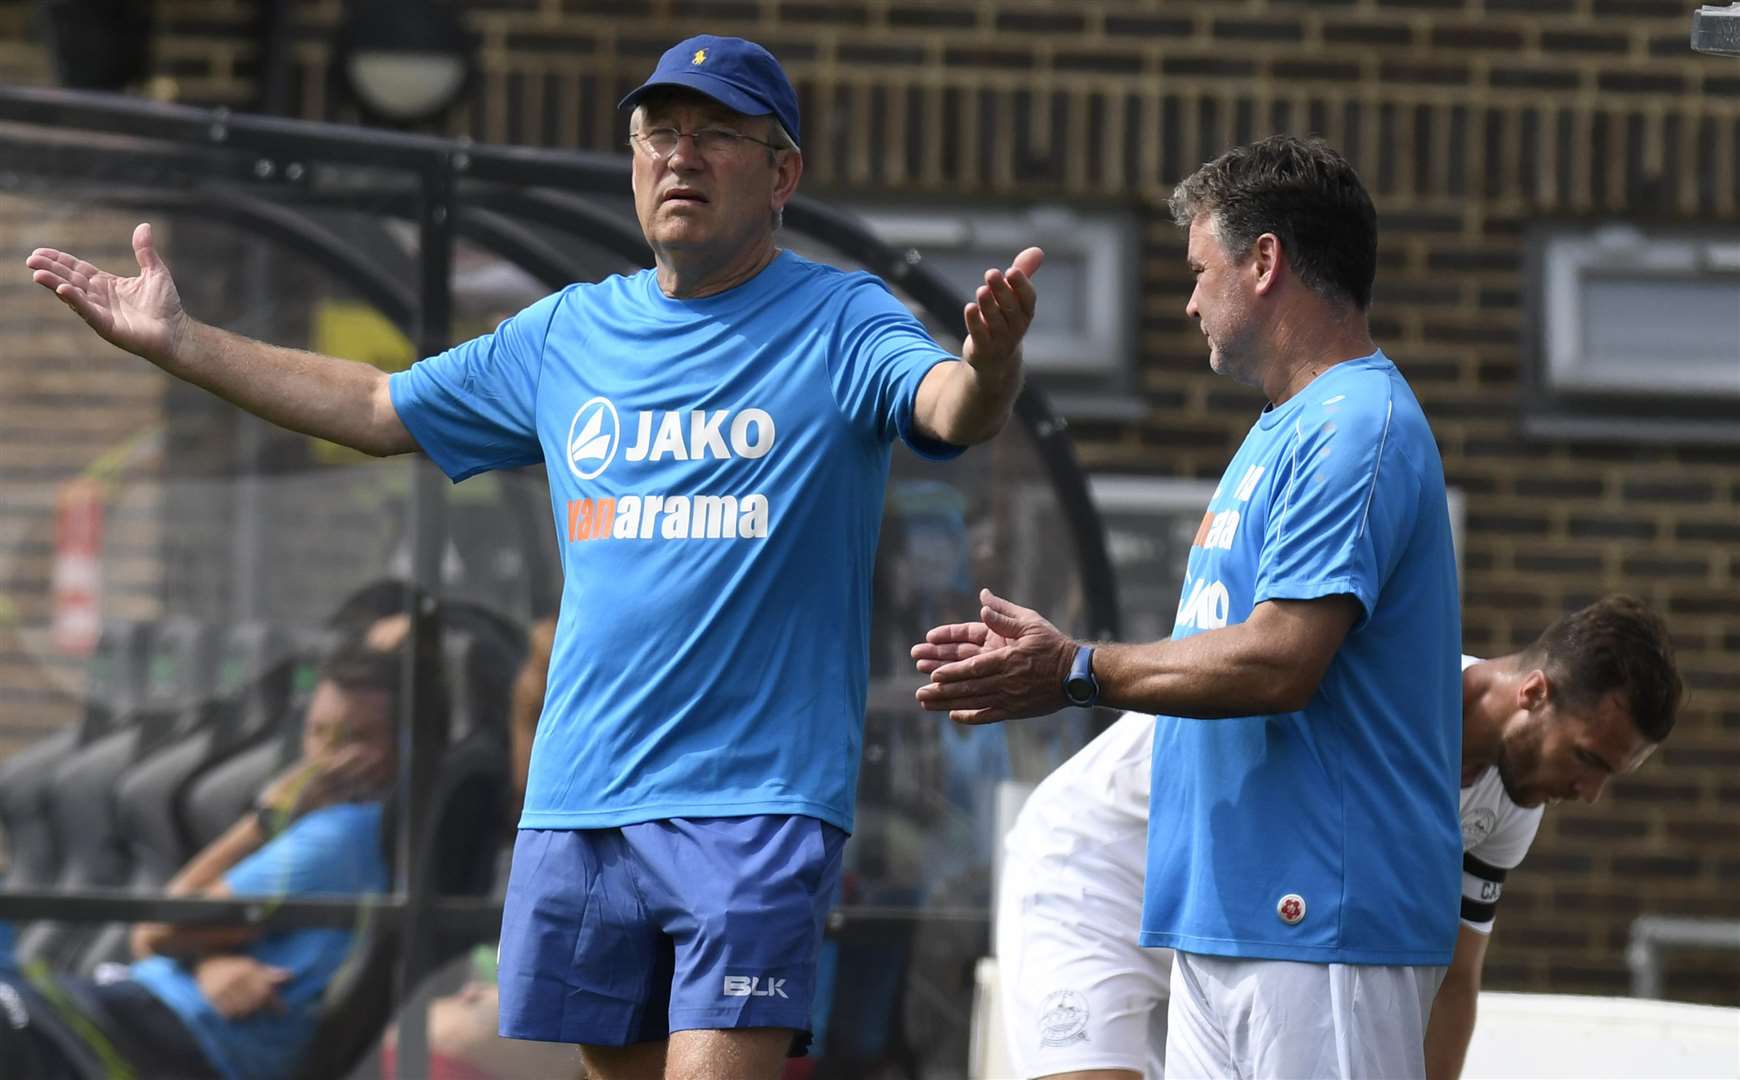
130 801 388 1080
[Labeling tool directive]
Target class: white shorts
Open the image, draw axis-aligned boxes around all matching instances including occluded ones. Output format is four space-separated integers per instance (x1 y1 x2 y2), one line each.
1165 952 1446 1080
996 854 1171 1078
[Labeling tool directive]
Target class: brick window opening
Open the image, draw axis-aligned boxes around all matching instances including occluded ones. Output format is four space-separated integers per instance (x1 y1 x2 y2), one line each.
1525 224 1740 444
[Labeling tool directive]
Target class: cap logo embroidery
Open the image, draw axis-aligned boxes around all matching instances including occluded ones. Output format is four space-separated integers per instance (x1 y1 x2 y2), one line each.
692 48 707 64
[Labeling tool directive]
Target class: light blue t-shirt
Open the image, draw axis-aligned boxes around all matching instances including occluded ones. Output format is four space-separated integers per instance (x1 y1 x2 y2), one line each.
1139 352 1462 966
390 251 958 832
131 801 388 1080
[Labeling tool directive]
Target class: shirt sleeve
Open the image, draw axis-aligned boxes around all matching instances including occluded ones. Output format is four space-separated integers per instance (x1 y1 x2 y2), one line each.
827 273 963 461
1460 805 1544 933
388 289 568 482
1254 385 1421 624
224 803 385 898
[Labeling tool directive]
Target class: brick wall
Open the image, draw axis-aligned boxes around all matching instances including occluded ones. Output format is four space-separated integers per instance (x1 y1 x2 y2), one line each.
5 0 1738 1003
0 200 169 750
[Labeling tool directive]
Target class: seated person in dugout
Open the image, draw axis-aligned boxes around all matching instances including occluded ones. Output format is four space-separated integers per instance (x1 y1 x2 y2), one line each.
0 615 424 1080
378 616 582 1080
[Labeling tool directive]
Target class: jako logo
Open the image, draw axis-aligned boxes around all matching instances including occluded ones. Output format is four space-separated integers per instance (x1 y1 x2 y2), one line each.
567 398 621 481
1176 578 1231 631
722 975 788 998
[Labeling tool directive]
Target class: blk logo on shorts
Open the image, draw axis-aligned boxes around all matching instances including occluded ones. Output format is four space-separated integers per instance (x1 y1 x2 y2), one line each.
722 975 788 999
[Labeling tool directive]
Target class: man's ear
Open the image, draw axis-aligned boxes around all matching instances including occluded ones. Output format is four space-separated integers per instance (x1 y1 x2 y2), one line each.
772 149 803 212
1518 668 1551 712
1251 233 1283 297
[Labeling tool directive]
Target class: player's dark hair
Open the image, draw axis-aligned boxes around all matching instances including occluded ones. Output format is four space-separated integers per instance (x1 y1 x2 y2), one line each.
1520 595 1682 743
1169 134 1378 311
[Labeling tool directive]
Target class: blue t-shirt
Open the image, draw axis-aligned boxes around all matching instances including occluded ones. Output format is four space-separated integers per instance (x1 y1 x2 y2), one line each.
390 251 958 832
131 802 388 1080
1139 352 1462 966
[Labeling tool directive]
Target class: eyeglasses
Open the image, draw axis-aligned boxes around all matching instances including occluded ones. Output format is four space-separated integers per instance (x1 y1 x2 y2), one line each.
629 126 784 161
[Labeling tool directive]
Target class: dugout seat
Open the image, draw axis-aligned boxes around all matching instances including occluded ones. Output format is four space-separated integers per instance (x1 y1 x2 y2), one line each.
0 620 148 896
15 617 215 971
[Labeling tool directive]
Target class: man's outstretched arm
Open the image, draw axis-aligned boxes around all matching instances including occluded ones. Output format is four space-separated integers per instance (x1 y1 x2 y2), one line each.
914 588 1359 723
28 222 417 457
911 246 1043 446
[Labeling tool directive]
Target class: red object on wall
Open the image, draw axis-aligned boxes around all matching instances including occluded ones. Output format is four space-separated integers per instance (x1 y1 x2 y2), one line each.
52 477 104 655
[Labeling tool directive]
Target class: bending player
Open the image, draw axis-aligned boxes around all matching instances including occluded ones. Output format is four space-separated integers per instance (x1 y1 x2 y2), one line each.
958 595 1680 1080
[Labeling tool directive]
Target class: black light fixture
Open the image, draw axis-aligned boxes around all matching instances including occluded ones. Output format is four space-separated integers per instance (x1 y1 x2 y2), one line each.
332 0 476 125
38 0 152 91
1692 3 1740 56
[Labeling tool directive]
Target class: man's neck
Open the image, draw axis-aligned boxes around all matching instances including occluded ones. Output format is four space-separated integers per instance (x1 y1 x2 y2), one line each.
655 239 778 299
1460 656 1515 785
1259 311 1378 406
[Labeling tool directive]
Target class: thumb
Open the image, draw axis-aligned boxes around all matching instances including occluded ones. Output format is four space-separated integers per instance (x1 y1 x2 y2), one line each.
979 588 1037 626
981 602 1025 637
266 966 294 983
1010 246 1044 280
133 222 163 273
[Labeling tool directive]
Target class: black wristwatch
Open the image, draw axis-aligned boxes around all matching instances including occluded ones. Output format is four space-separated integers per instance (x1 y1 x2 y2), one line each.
1063 644 1100 708
252 799 284 840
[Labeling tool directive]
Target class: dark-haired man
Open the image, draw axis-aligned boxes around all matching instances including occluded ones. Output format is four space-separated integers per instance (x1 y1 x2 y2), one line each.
1424 595 1679 1080
0 621 410 1080
915 134 1462 1078
979 595 1680 1080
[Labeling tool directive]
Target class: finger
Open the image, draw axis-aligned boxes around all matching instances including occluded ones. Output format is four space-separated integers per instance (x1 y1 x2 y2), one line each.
916 647 983 674
31 266 75 291
54 284 108 327
133 222 164 273
923 622 989 646
911 642 982 663
1006 268 1038 322
929 647 1013 684
981 601 1026 638
25 248 91 279
1010 246 1045 280
963 302 995 362
916 683 1004 711
976 278 1014 339
980 588 1041 624
918 673 1005 700
983 269 1023 329
25 249 79 278
951 707 1006 725
29 259 92 293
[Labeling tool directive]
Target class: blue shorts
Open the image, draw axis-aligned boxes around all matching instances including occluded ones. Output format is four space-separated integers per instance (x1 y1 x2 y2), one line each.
496 815 846 1049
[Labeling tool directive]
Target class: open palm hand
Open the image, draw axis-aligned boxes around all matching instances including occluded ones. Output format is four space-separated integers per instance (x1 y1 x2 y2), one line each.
26 222 186 363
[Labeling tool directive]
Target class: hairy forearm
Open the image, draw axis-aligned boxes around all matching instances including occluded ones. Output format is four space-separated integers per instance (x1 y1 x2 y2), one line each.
1424 980 1477 1080
131 922 261 960
130 815 267 959
1094 622 1316 718
922 359 1021 446
162 319 416 457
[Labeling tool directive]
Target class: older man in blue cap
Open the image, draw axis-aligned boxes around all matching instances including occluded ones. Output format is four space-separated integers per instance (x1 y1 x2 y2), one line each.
28 32 1044 1080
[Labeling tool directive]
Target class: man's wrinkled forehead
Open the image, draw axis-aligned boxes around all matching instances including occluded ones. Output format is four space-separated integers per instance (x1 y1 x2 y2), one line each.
634 86 766 128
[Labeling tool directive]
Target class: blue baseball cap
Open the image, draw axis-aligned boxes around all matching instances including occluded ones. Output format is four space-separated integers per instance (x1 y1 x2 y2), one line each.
618 35 801 147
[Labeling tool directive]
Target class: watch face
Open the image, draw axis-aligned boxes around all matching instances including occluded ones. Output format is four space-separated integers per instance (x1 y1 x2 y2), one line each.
1064 676 1094 706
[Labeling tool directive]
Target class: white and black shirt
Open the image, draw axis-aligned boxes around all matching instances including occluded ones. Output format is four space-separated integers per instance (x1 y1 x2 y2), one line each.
1456 655 1545 934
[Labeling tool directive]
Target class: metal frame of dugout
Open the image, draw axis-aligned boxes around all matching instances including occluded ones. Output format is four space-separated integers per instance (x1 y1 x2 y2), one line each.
0 87 1120 1076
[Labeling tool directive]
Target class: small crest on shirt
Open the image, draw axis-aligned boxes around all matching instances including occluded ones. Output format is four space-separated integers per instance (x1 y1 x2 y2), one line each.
1277 893 1307 925
1038 988 1090 1047
1461 807 1497 848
